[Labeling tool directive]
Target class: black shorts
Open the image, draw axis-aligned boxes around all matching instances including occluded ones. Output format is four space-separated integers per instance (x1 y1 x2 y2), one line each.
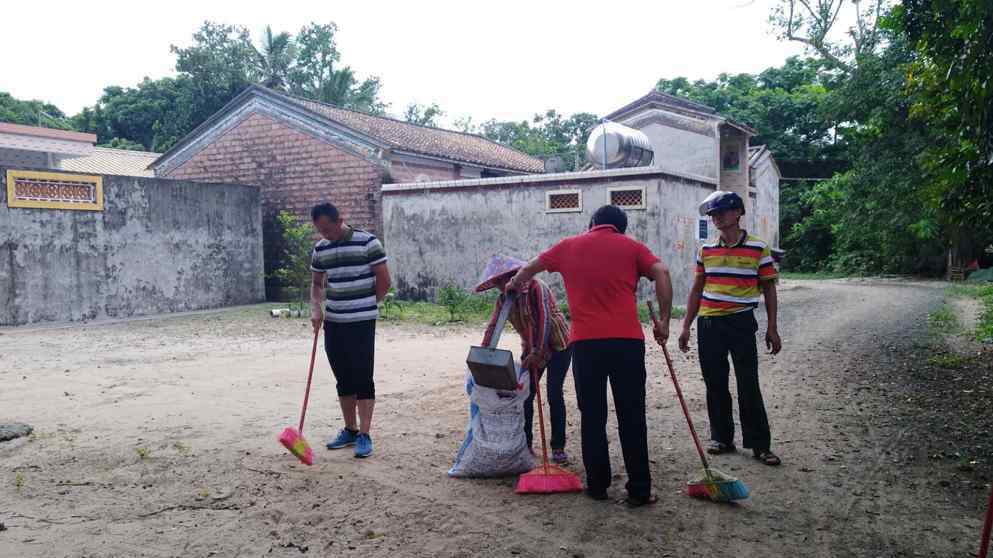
324 320 377 400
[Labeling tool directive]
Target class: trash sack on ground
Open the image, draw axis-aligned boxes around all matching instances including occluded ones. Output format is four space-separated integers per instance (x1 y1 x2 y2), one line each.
448 364 535 478
967 267 993 282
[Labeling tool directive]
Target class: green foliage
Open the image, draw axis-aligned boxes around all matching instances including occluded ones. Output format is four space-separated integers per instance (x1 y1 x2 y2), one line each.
894 0 993 242
267 211 314 303
927 304 958 332
471 110 601 171
436 284 495 322
403 102 445 127
99 137 148 151
947 284 993 342
289 22 387 114
135 446 151 460
636 304 687 323
657 57 844 161
256 25 296 90
0 91 74 129
72 76 201 152
379 288 404 320
14 472 25 491
71 21 388 153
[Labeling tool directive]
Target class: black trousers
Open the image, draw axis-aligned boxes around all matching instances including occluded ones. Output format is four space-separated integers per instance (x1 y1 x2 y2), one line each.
697 311 771 451
523 346 572 450
572 339 651 499
324 320 377 400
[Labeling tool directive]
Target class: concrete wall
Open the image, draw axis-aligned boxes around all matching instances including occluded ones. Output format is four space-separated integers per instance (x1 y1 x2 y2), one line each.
749 155 781 247
1 167 264 326
382 168 718 305
638 121 717 180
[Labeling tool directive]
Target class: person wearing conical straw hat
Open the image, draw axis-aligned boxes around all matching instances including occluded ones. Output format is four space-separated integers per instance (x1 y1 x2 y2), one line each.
476 255 573 465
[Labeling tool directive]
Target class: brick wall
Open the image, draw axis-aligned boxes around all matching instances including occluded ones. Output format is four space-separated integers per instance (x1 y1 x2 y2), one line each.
166 112 383 232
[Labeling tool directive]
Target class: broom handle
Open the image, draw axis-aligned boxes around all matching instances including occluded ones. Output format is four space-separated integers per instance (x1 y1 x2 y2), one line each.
647 302 710 472
979 482 993 558
299 326 321 434
531 366 551 475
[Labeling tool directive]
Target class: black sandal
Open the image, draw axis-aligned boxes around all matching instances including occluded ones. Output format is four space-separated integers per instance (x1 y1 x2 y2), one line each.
753 449 782 466
706 441 736 455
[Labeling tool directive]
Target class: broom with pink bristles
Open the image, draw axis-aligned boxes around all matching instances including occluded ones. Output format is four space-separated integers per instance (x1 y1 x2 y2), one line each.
516 366 583 494
277 327 320 466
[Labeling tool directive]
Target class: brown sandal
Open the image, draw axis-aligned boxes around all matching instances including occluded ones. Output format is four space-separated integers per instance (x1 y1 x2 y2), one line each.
753 449 782 466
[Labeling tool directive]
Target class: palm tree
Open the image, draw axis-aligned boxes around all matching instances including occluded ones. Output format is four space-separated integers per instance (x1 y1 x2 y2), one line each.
255 26 295 90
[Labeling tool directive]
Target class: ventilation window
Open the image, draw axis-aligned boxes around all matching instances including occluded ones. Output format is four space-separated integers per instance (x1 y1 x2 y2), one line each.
698 219 709 240
608 186 646 209
6 170 103 211
546 189 582 213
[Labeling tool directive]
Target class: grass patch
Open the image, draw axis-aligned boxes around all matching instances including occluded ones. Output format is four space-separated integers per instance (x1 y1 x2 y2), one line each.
926 352 973 369
780 271 851 280
927 304 958 333
947 284 993 342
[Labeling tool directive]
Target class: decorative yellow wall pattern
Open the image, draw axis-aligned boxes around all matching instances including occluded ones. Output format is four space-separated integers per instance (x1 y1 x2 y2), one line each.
5 170 103 211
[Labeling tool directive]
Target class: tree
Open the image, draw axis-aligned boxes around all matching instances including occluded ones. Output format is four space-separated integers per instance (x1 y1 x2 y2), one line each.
254 25 296 90
171 22 258 131
99 137 148 151
770 0 889 72
478 110 600 170
656 57 842 162
71 20 389 153
893 0 993 243
289 23 387 114
72 77 197 152
403 102 444 126
0 92 74 130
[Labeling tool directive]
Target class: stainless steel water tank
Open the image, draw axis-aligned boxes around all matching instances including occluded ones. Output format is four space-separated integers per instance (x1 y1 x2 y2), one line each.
586 122 654 169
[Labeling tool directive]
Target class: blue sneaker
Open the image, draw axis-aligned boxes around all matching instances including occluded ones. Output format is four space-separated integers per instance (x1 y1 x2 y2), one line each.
354 433 373 458
326 428 358 450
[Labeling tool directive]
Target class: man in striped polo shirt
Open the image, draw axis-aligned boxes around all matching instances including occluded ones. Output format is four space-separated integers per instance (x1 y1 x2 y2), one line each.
678 191 783 466
309 203 391 458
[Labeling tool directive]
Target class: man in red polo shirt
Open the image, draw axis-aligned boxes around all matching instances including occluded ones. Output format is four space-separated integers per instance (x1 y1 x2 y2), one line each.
507 205 672 506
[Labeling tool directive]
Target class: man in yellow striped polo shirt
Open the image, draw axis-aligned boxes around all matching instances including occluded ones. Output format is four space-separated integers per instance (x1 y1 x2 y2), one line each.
678 191 783 466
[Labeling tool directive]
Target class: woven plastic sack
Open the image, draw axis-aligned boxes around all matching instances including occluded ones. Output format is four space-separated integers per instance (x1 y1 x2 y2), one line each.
448 364 535 478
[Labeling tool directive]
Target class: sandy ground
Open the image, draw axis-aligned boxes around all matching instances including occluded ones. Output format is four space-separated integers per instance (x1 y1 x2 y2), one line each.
1 279 990 557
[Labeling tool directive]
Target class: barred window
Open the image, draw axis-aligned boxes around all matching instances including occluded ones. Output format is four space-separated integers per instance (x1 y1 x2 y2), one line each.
608 187 646 209
546 189 582 213
6 170 103 211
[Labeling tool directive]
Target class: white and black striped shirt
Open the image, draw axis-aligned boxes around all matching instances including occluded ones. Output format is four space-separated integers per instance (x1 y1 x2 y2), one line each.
310 227 388 323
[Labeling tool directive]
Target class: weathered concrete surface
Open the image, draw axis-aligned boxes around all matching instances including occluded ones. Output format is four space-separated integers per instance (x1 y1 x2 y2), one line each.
382 170 719 304
0 422 32 442
749 153 782 248
0 167 264 326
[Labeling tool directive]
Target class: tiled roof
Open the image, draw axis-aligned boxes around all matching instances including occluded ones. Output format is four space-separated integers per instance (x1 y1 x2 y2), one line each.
58 147 159 177
281 92 544 173
0 122 96 143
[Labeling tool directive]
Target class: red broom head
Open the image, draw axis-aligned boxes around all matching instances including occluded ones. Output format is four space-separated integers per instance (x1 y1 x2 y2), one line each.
515 465 584 494
278 427 314 466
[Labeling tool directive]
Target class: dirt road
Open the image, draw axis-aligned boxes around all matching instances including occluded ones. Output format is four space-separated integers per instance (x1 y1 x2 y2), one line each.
1 279 988 557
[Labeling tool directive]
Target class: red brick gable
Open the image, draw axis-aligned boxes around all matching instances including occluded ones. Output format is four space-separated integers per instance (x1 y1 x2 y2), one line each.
165 112 382 232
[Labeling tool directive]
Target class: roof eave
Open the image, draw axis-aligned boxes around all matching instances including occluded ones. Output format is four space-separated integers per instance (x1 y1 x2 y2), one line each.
390 148 542 175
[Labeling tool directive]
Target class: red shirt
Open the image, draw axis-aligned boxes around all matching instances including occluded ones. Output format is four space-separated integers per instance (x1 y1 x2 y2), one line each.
539 225 660 342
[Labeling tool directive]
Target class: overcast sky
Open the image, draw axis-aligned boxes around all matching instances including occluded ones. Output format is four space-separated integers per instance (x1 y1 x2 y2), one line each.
1 0 805 126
